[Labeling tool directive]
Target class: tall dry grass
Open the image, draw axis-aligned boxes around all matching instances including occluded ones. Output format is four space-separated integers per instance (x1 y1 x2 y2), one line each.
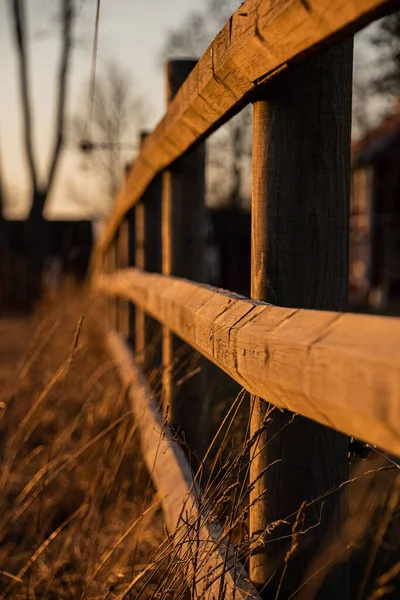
0 283 399 599
0 287 164 598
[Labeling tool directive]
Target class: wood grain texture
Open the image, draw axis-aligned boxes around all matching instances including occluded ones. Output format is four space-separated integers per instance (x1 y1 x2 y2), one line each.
106 331 260 600
252 41 353 599
104 245 118 331
249 100 270 588
92 0 396 263
96 268 400 456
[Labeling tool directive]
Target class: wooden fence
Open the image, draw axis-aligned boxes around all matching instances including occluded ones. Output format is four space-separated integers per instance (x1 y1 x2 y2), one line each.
92 0 400 597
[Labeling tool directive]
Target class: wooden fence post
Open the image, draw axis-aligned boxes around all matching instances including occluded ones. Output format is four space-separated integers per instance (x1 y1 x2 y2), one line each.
135 198 146 362
135 132 163 375
249 41 353 598
249 100 270 589
162 60 208 461
105 241 118 331
112 238 120 332
116 219 129 339
127 206 135 348
142 164 163 383
103 252 110 329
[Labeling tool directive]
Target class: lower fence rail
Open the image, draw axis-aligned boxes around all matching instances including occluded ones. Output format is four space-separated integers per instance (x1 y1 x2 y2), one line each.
97 269 400 457
106 330 260 600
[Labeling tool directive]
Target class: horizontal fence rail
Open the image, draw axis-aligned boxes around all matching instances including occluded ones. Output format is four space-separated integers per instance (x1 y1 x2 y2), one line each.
93 0 396 264
97 268 400 456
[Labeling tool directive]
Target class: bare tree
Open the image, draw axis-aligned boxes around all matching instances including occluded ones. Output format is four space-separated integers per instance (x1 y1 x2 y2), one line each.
8 0 76 223
162 0 240 58
352 17 400 141
352 46 378 140
4 0 80 306
161 0 251 209
74 61 144 201
372 12 400 97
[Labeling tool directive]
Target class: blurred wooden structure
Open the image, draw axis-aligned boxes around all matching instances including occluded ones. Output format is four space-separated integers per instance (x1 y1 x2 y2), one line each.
351 102 400 315
0 219 93 314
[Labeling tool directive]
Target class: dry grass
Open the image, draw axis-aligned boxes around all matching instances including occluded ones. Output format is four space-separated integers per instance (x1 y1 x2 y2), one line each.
0 284 164 599
0 282 399 599
127 349 400 600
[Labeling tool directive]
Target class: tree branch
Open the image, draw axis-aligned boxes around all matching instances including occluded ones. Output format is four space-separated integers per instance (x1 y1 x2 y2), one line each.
8 0 38 193
45 0 75 200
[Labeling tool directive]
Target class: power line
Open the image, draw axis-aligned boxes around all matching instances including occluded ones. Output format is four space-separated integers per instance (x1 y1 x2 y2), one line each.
80 0 140 154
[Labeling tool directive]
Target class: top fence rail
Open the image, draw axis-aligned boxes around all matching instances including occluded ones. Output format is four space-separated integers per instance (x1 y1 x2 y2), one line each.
93 0 397 265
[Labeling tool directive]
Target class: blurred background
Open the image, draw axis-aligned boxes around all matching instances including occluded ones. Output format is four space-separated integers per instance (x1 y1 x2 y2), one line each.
0 0 399 315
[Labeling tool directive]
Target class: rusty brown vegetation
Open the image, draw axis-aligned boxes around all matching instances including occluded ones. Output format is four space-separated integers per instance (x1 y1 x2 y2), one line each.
0 287 164 598
0 286 398 598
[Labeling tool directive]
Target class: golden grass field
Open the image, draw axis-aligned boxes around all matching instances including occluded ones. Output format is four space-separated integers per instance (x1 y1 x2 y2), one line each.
0 281 399 599
0 285 165 599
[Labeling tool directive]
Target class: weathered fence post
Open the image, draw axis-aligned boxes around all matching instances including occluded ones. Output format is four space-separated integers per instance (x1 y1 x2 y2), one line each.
249 41 353 599
249 100 270 589
162 60 208 460
135 198 146 361
103 252 110 329
112 238 120 332
126 206 135 348
105 242 118 331
116 219 129 339
135 132 163 375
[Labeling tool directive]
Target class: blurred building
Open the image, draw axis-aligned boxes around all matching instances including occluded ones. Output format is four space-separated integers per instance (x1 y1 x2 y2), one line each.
351 102 400 315
0 219 93 313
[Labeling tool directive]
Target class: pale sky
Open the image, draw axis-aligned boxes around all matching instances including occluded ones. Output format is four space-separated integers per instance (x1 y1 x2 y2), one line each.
0 2 386 220
0 0 202 219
